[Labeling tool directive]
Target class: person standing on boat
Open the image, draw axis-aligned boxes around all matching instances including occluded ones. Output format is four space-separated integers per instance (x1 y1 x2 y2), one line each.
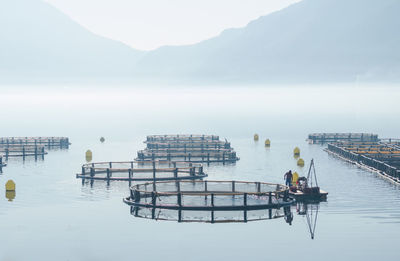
284 170 293 187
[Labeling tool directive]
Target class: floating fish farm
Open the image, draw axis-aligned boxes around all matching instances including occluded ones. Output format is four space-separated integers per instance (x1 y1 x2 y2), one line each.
146 134 220 143
0 137 71 159
0 137 70 148
307 133 400 184
145 140 231 150
136 135 239 163
76 160 207 182
0 137 70 172
76 134 298 224
124 180 293 211
326 140 400 184
307 133 379 144
0 145 47 159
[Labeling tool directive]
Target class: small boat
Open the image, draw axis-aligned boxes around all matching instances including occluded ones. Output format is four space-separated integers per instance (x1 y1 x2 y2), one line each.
289 159 328 201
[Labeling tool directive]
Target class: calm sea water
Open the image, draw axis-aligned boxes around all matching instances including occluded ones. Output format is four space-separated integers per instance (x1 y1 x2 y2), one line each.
0 85 400 261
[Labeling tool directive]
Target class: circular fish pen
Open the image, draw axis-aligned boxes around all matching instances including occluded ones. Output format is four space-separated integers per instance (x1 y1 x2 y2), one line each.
76 160 207 182
129 205 293 223
0 146 47 159
136 150 239 163
124 180 293 211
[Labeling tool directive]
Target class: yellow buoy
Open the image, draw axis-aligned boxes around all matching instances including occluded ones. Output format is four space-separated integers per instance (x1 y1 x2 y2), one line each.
100 137 105 143
294 147 300 157
6 191 16 201
265 139 271 147
297 158 305 167
292 172 299 184
85 150 93 162
254 134 259 141
6 180 16 191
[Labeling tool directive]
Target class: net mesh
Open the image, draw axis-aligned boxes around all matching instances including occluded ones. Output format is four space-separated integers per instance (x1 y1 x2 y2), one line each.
130 206 289 223
126 180 291 210
77 161 205 181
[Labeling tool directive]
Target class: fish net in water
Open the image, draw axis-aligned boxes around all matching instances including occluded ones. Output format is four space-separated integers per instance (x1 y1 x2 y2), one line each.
145 140 231 150
130 206 292 223
136 150 239 163
124 180 293 211
76 160 207 181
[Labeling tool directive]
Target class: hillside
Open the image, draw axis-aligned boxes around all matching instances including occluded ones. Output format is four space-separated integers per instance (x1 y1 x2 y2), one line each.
0 0 144 81
133 0 400 83
1 0 399 83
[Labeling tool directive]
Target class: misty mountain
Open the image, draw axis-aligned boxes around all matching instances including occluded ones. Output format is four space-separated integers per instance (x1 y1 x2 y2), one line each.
1 0 400 83
0 0 144 81
133 0 400 83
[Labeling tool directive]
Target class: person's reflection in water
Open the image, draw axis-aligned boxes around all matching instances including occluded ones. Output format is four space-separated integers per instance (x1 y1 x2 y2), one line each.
284 206 293 225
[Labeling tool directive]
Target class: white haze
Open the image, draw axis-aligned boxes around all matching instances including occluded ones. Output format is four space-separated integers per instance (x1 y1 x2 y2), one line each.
43 0 300 50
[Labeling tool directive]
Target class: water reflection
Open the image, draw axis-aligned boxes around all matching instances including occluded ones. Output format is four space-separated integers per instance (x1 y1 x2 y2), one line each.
296 202 320 239
5 191 16 201
130 205 293 224
130 203 318 232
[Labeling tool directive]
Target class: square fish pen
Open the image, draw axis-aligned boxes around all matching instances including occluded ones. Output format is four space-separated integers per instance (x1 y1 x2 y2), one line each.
326 141 400 183
124 180 293 211
76 160 207 182
307 133 379 144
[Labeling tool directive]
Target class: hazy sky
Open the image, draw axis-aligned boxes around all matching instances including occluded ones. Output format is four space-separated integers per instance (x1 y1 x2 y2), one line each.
44 0 300 50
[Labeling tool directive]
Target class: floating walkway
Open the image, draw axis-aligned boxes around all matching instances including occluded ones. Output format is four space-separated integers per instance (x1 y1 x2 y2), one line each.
124 180 293 211
0 137 70 149
326 141 400 184
76 160 207 182
137 134 239 163
307 133 379 144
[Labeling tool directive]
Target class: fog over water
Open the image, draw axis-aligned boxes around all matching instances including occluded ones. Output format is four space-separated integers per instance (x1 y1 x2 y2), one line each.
0 84 399 261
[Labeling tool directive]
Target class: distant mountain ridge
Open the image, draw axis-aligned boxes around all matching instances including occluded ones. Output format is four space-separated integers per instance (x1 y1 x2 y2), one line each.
1 0 400 83
0 0 144 81
132 0 400 83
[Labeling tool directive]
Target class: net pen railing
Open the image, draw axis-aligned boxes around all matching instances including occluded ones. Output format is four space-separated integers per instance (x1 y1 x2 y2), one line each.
146 135 219 142
136 150 239 163
327 142 400 181
124 180 293 211
76 160 207 181
145 141 231 150
0 146 47 158
142 147 234 153
0 137 70 148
